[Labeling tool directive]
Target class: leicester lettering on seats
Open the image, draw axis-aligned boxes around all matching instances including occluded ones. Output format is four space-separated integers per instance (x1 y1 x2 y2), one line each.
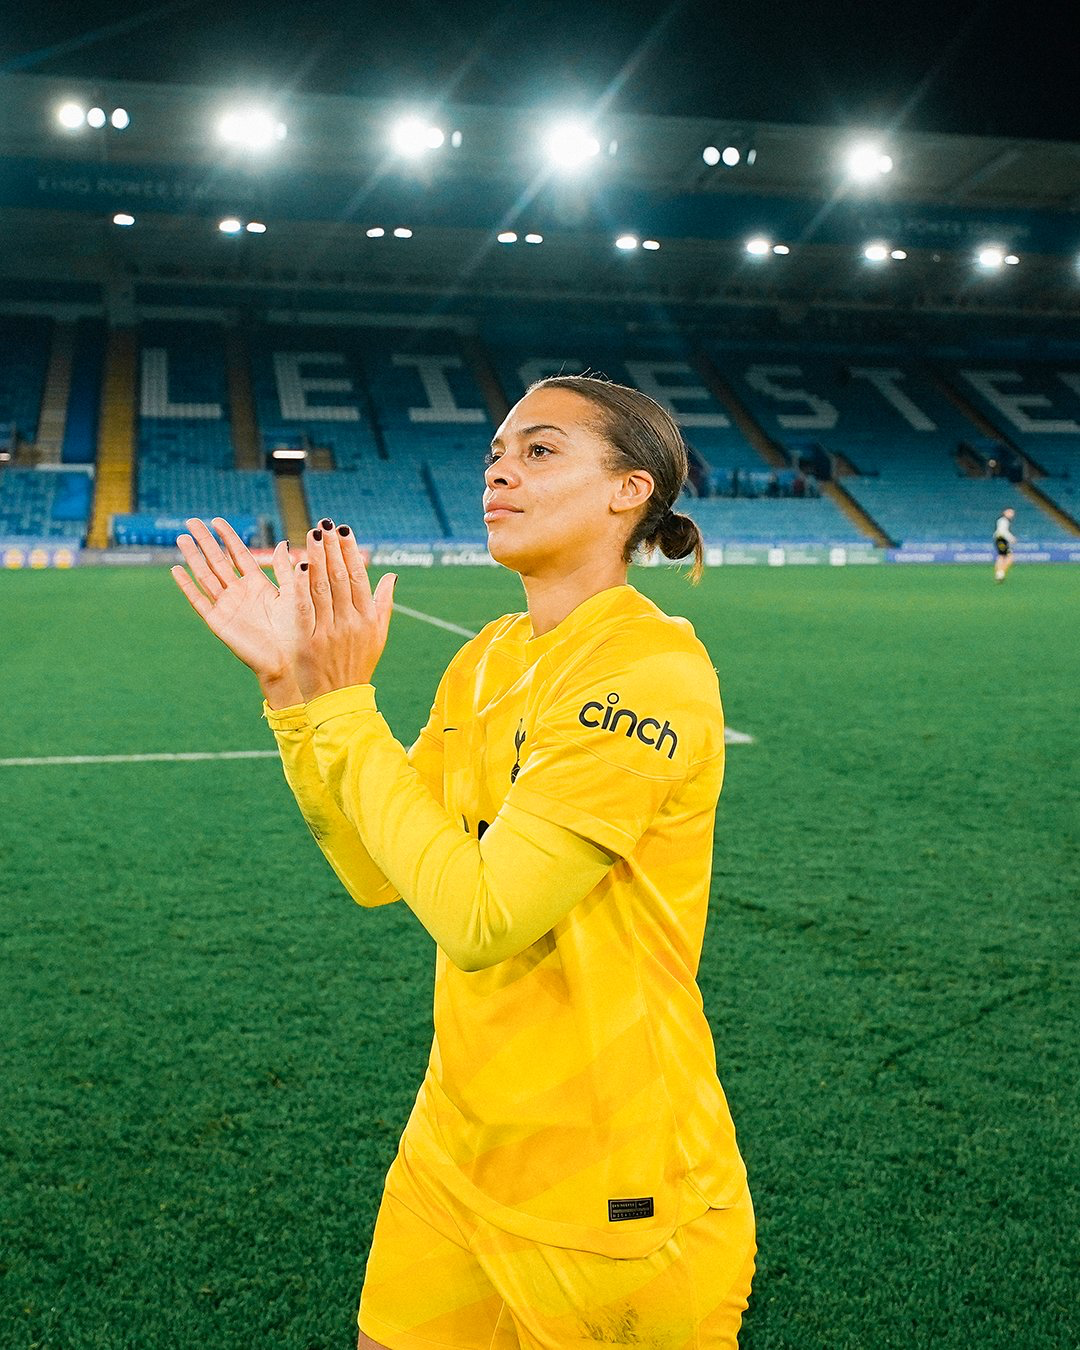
578 692 678 759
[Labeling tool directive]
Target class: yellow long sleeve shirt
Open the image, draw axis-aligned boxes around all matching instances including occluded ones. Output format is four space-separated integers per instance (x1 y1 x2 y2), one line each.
264 583 747 1257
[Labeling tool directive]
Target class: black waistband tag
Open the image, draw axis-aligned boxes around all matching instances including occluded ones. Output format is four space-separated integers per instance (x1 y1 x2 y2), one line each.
608 1196 655 1222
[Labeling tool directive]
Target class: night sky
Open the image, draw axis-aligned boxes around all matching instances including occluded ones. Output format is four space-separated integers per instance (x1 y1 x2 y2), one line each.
2 0 1078 144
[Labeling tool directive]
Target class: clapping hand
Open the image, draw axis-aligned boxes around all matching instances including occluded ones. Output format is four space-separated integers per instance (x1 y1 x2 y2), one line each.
171 517 312 704
289 520 397 702
171 516 396 707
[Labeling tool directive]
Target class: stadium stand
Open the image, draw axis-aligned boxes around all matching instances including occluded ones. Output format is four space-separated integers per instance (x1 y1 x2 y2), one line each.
138 321 234 469
249 329 381 469
0 466 92 539
0 314 52 451
941 362 1080 524
135 463 283 543
305 464 445 543
710 346 1074 543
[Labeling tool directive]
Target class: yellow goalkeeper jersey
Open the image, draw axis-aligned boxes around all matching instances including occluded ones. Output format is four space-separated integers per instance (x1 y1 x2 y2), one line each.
264 582 747 1258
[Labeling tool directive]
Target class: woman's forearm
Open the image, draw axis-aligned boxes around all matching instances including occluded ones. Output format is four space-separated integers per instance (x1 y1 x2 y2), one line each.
259 670 306 710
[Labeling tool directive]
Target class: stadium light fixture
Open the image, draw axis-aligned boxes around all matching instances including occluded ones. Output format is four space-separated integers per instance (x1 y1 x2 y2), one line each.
772 244 790 255
891 249 907 260
86 106 107 129
847 142 894 181
366 226 385 238
393 227 413 239
219 108 287 151
864 242 890 262
702 146 721 166
524 233 544 244
722 146 741 167
497 231 518 243
642 239 661 251
245 221 267 234
218 218 243 235
57 102 86 129
615 235 639 251
112 213 135 227
390 116 445 157
111 107 130 129
977 246 1005 269
1004 254 1020 265
544 121 600 170
745 237 771 256
450 130 463 148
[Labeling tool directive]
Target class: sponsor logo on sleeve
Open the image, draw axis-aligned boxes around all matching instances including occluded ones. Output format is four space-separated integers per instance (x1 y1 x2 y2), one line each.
578 692 678 760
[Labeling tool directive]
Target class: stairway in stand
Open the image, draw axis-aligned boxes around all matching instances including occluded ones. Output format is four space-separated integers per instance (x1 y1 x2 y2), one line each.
275 474 311 548
86 329 137 549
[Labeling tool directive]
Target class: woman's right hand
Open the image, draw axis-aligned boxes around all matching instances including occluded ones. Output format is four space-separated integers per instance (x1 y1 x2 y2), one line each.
171 517 311 687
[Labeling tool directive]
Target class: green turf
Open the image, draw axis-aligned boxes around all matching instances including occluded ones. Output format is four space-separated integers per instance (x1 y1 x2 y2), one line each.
1 562 1077 1349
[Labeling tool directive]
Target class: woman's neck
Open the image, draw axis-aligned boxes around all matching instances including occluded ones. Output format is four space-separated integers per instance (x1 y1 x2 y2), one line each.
520 560 629 639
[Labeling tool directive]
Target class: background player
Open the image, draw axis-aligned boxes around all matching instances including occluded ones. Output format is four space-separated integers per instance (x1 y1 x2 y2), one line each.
171 375 755 1349
994 507 1017 582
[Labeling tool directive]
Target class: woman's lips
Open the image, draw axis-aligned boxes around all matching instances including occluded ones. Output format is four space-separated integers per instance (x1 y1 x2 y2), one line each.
483 508 521 521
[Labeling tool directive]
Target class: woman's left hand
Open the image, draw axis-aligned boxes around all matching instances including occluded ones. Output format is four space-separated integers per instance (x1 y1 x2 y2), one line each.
291 520 397 702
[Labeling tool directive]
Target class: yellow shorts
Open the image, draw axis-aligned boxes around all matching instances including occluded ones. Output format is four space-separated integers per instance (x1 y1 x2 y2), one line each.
358 1147 756 1350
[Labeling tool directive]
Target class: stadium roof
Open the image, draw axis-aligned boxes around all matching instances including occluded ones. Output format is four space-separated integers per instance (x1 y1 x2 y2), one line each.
1 73 1079 314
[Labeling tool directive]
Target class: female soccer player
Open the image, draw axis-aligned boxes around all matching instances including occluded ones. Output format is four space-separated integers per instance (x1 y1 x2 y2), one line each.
172 375 754 1349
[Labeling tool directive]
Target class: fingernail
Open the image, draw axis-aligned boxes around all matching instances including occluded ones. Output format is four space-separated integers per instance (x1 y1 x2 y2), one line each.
300 562 309 571
320 519 333 530
312 529 322 541
338 525 350 537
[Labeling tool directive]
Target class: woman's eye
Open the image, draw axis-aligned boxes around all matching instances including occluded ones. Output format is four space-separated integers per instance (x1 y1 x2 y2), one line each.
528 444 552 458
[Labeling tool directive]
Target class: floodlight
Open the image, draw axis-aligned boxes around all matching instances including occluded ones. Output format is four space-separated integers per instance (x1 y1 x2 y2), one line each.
864 242 889 262
745 237 771 256
1004 254 1020 265
111 108 130 129
391 116 445 156
524 233 543 244
497 231 518 243
57 102 85 129
218 218 243 234
87 107 107 129
246 221 266 234
772 244 790 255
722 146 741 167
702 145 721 166
366 227 385 238
544 122 600 170
891 249 907 260
847 142 893 180
615 235 639 251
112 213 135 227
977 246 1005 269
642 239 661 251
393 227 413 238
450 130 463 148
219 108 287 150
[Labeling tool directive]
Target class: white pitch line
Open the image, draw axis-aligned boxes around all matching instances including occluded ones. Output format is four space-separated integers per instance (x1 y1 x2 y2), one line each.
1 605 752 765
394 603 479 639
0 750 279 767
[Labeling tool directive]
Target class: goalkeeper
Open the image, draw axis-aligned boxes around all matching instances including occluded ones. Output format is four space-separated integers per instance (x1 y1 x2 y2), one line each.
172 376 755 1349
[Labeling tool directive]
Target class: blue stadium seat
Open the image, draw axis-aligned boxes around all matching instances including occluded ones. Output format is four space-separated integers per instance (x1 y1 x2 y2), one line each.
0 467 93 540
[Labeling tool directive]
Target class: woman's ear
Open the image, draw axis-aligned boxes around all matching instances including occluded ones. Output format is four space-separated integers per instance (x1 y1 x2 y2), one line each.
611 470 655 516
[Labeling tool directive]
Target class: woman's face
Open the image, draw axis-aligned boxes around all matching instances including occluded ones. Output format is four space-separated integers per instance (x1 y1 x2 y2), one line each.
482 386 654 575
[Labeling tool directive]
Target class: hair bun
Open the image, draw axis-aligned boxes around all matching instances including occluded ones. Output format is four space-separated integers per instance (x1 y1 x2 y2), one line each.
657 509 699 561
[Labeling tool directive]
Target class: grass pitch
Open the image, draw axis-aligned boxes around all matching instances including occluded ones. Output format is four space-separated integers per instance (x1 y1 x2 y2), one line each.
1 562 1077 1349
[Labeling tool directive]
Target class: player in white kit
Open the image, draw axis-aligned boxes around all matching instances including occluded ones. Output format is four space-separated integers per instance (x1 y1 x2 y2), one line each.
993 508 1016 582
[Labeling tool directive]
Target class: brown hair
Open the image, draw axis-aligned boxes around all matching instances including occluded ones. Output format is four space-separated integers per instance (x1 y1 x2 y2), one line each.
527 373 705 583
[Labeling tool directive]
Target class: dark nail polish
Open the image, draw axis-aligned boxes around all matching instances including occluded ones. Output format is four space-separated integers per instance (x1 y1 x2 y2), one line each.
312 529 322 541
320 518 333 529
338 525 350 537
300 562 309 571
